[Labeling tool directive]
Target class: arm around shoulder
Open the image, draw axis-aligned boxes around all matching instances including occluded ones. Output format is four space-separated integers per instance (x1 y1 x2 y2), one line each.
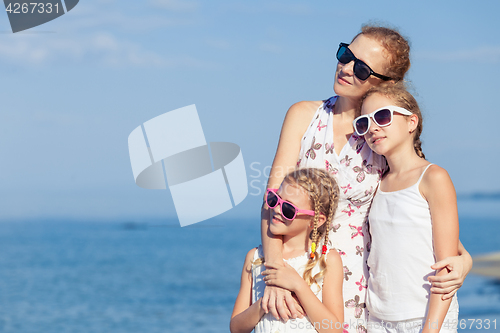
266 100 321 189
260 100 322 321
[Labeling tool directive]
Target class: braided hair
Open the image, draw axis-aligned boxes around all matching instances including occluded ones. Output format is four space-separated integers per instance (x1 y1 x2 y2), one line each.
282 168 340 287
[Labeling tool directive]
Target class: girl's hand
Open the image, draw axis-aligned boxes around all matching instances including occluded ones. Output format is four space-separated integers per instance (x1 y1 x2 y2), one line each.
428 254 470 300
262 262 307 293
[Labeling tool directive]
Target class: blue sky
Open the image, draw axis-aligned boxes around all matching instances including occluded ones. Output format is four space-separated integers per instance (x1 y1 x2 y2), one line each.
0 0 499 222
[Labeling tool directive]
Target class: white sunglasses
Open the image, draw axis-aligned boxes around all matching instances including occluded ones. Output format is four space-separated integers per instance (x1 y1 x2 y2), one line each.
353 105 413 136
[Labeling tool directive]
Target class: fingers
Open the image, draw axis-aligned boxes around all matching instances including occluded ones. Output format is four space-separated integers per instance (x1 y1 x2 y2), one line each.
295 303 305 317
431 257 452 270
284 292 299 319
429 279 455 290
276 291 289 321
430 279 462 297
268 289 279 320
428 270 459 283
261 286 271 313
261 286 293 321
431 285 455 295
263 272 275 284
442 289 457 301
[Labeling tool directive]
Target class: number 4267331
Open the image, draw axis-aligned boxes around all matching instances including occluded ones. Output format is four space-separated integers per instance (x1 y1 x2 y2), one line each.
5 3 59 14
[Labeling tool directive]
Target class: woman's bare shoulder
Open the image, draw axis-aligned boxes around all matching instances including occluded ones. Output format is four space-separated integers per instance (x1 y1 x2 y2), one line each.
286 100 323 120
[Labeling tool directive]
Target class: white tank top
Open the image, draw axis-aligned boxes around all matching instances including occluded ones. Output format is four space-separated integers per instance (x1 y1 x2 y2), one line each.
366 164 437 321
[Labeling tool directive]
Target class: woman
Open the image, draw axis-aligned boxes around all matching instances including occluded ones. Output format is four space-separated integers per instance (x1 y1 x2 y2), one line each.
260 25 472 332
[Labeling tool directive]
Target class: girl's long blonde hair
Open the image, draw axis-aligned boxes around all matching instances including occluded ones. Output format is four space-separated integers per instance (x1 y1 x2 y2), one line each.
256 168 339 287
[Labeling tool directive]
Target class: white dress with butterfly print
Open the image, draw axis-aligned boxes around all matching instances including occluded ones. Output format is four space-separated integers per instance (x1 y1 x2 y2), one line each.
297 96 386 333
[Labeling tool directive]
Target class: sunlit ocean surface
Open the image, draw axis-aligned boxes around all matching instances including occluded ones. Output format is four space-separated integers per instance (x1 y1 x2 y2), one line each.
0 204 499 332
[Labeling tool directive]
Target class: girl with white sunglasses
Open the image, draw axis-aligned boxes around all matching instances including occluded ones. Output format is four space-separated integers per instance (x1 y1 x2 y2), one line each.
358 83 459 333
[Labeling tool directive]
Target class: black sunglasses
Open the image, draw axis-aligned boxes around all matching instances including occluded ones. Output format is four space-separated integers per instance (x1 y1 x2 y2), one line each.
336 43 392 81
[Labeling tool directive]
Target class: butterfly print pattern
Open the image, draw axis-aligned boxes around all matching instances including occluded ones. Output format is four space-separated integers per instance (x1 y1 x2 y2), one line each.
317 120 327 131
355 246 363 256
325 160 338 175
349 224 364 239
349 198 363 209
343 204 355 217
343 266 352 281
324 143 334 154
352 160 373 183
331 223 341 233
357 325 367 333
364 186 374 197
305 136 322 160
341 184 352 194
377 167 385 178
355 275 367 291
354 136 365 154
340 155 352 166
345 295 366 319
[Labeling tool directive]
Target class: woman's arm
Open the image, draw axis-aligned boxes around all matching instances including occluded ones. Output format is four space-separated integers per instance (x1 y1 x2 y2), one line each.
260 101 320 320
428 240 472 300
230 248 265 333
262 249 344 333
421 166 460 333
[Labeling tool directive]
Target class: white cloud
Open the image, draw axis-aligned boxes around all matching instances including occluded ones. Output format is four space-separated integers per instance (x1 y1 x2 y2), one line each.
66 7 196 32
0 1 206 68
0 32 210 68
29 2 199 33
415 46 500 63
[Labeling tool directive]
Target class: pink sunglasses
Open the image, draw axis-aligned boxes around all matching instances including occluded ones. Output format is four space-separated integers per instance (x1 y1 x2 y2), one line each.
266 188 315 221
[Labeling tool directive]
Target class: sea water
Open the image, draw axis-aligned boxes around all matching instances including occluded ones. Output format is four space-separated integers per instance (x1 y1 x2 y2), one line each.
0 212 498 333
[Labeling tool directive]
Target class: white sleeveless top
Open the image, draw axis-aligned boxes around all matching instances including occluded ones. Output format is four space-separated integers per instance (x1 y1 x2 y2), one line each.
297 97 386 332
252 245 324 333
367 164 459 321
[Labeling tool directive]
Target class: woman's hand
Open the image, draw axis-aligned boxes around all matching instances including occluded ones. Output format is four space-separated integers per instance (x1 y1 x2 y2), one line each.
428 252 472 300
260 262 306 320
260 285 305 321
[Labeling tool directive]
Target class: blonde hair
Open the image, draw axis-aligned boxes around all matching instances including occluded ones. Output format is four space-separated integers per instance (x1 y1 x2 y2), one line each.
255 168 339 287
360 82 425 159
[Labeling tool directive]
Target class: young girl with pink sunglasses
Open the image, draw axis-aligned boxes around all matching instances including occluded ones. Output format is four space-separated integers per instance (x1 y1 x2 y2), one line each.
355 83 459 333
230 168 344 333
